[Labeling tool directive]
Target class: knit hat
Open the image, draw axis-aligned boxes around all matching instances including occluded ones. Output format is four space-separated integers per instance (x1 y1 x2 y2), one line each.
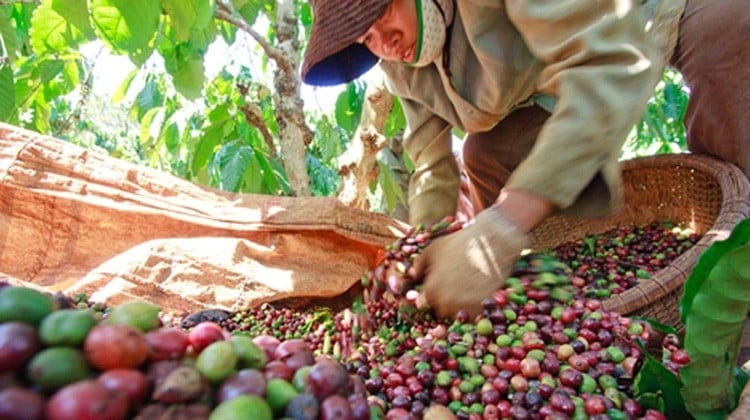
301 0 391 86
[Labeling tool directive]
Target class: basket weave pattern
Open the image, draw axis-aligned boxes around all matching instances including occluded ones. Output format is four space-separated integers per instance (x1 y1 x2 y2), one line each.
530 154 750 328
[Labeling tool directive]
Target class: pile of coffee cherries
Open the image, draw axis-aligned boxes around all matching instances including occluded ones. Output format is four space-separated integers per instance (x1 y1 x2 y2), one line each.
222 218 692 418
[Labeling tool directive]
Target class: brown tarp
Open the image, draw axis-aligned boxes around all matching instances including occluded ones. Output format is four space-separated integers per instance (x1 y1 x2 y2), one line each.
0 123 409 312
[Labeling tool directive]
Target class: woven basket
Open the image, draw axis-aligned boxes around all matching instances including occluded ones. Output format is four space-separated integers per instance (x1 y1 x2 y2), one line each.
529 153 750 329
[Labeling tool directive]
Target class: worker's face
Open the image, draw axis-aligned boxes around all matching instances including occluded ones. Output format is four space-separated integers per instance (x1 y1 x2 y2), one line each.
356 0 418 62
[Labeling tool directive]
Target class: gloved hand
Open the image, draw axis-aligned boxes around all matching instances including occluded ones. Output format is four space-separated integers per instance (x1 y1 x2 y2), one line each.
412 207 530 319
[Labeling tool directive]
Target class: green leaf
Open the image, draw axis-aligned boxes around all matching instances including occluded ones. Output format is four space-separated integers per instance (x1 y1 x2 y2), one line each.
334 82 364 135
139 106 163 148
662 80 687 122
583 235 599 255
377 160 407 212
191 122 223 175
679 219 750 418
0 64 15 121
133 77 164 120
188 24 216 55
299 2 313 29
234 0 260 25
241 150 262 193
629 316 678 336
30 0 94 55
163 0 211 42
89 0 160 66
29 96 51 133
681 219 750 323
217 20 236 44
1 8 20 61
168 53 205 100
43 58 80 100
634 339 691 419
266 158 290 194
214 139 254 192
385 96 406 138
255 152 284 194
160 120 180 151
111 68 137 103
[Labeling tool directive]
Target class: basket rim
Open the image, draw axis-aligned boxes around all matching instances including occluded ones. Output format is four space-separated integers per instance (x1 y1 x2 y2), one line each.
600 153 750 317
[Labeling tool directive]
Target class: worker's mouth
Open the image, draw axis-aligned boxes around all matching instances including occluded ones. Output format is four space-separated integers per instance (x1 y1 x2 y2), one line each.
402 45 415 63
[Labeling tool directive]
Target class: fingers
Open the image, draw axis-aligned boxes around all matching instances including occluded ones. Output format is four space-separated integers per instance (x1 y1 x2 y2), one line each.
385 265 411 296
410 239 436 281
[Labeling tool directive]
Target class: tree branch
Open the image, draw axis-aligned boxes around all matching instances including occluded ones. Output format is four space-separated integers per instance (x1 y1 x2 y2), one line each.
238 101 278 159
214 0 291 72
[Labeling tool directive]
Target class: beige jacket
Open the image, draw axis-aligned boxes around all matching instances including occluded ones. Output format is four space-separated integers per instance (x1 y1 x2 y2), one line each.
380 0 685 226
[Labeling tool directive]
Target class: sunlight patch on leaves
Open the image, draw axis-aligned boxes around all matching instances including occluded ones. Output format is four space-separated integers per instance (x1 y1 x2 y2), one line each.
31 0 94 55
89 0 160 66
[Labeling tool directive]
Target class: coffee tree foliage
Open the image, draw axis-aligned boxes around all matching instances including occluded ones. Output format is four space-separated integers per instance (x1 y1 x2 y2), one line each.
0 0 685 215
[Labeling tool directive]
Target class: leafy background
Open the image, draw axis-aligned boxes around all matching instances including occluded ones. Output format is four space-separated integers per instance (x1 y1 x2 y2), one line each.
0 0 689 217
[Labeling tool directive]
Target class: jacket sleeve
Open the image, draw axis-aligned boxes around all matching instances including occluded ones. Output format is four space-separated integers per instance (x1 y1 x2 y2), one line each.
400 98 460 226
503 0 671 212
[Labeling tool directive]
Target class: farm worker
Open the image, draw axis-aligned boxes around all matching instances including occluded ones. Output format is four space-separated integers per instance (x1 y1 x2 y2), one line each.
300 0 750 318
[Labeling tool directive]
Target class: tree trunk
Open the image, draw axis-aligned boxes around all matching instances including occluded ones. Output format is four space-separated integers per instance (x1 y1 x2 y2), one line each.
273 0 314 197
337 79 393 209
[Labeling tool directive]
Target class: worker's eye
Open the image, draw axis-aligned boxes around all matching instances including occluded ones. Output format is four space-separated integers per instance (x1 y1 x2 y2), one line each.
358 33 372 46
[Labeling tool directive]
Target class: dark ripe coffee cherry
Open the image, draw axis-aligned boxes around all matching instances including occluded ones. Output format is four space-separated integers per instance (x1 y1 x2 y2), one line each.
537 383 555 399
597 329 614 347
413 391 430 405
319 395 353 420
581 318 600 332
483 404 500 419
306 360 353 400
510 346 526 360
670 349 691 365
498 369 514 381
525 391 543 408
492 324 507 337
365 377 384 394
462 391 481 406
395 355 416 377
456 310 471 323
550 391 576 416
536 300 553 314
482 297 498 311
584 395 608 415
390 394 411 410
384 372 403 388
391 385 410 400
481 388 501 405
410 400 426 417
568 354 590 372
430 387 449 405
487 308 505 325
495 347 511 361
542 357 560 375
559 368 583 388
511 391 526 407
416 369 435 387
570 340 586 354
491 377 510 395
510 405 530 419
623 398 644 416
578 328 597 343
429 345 448 362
